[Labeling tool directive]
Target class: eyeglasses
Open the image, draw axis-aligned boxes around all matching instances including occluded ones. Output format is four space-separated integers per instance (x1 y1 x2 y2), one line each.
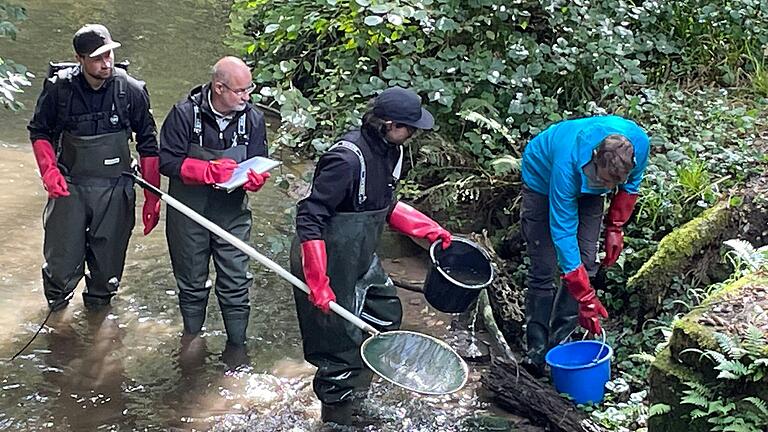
220 81 257 96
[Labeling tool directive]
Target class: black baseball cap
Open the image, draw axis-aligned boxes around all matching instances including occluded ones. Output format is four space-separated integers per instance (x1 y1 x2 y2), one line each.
373 86 435 130
73 24 121 58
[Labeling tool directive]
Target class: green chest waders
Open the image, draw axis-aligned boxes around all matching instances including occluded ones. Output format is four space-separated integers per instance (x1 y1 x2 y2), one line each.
166 141 254 346
42 129 135 309
290 207 403 409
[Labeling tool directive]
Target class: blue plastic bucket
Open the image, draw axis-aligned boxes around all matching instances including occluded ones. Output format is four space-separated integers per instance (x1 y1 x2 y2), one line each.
545 340 613 404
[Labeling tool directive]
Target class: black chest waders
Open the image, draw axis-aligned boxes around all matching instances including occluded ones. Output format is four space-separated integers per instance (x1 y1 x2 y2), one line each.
42 123 135 313
290 207 398 411
165 109 254 346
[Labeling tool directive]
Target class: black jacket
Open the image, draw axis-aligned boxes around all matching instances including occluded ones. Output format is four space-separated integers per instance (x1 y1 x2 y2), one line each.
27 67 158 157
159 84 268 178
296 126 402 242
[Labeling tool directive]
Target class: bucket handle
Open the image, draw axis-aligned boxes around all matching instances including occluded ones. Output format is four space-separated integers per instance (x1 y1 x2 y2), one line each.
559 327 608 364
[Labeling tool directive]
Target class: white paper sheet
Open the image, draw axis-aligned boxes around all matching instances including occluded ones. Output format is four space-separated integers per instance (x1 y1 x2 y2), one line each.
214 156 281 192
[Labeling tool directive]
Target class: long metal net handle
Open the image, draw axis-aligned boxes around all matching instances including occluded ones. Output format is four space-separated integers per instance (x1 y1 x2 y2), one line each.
126 173 380 337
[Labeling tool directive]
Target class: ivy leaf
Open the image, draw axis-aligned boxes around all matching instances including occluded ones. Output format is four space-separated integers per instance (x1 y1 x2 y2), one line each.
364 15 384 26
369 4 391 14
387 14 403 26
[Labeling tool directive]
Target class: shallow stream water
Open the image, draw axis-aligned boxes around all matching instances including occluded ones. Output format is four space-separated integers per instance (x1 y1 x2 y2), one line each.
0 1 518 430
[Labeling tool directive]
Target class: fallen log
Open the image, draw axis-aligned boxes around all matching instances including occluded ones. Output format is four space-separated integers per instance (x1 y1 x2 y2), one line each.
484 356 605 432
479 290 605 432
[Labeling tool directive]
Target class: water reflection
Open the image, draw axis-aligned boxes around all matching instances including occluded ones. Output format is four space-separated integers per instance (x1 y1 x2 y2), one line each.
43 308 128 429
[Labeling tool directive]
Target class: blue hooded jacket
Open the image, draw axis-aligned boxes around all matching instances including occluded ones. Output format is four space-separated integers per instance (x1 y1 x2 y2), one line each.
521 116 650 273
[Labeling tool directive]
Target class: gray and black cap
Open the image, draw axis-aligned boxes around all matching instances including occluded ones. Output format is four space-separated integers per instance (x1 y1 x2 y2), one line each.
73 24 121 57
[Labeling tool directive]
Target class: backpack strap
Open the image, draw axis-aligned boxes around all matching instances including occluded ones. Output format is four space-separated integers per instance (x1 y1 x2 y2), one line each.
329 140 367 206
235 113 248 146
48 71 75 144
111 69 131 130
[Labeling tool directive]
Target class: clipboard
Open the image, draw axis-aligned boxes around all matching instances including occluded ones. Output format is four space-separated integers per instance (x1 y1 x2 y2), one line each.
214 156 282 192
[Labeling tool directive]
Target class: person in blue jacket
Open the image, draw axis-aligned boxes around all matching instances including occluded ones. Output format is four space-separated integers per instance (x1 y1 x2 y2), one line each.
519 115 650 376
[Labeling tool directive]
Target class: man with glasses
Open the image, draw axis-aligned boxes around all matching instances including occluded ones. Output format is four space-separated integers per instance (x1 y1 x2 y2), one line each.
290 86 452 426
27 24 160 311
158 56 269 362
519 115 650 377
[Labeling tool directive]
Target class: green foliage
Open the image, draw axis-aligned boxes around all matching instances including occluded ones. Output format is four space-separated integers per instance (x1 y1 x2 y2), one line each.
0 1 30 111
588 379 651 431
678 327 768 432
234 0 767 233
723 239 768 273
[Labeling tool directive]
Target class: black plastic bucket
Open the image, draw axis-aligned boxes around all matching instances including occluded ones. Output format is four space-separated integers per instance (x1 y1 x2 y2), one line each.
423 237 494 313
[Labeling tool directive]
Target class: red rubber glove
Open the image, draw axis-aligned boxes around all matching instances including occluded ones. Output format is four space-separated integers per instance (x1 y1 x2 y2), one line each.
602 190 639 267
32 139 69 199
179 158 237 185
243 170 270 192
388 201 452 249
140 156 161 235
300 240 336 313
563 264 609 335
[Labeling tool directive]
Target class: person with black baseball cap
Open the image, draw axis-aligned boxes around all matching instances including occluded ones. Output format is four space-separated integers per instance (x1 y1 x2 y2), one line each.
27 23 160 311
289 86 452 426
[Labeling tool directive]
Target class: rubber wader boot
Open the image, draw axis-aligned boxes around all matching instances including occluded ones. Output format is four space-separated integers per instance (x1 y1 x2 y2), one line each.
179 334 208 375
223 317 248 346
549 285 579 349
221 343 250 369
523 291 554 378
182 313 205 336
321 399 370 427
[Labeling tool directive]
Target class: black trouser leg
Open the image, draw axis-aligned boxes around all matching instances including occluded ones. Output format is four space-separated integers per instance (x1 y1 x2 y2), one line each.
549 194 604 346
167 205 212 335
41 188 88 310
520 187 558 370
82 183 135 308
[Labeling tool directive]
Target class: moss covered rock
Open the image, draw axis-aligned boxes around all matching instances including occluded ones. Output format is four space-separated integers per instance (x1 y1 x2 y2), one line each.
629 202 736 316
648 272 768 431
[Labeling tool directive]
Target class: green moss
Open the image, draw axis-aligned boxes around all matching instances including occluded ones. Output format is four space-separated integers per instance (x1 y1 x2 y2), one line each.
629 202 734 312
670 273 768 364
648 347 710 432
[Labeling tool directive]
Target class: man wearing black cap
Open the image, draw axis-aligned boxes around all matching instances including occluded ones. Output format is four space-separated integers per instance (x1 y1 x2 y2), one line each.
290 86 452 426
27 24 160 311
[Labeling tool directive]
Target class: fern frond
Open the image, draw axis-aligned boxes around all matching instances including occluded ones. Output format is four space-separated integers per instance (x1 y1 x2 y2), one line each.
714 332 741 358
716 360 750 379
724 238 768 270
629 352 657 364
682 392 710 408
684 380 714 398
743 326 766 354
742 397 768 417
649 403 672 416
689 408 708 419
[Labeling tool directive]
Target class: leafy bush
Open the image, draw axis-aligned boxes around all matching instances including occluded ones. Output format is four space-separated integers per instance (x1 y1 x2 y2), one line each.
235 0 767 220
234 0 768 320
0 1 31 111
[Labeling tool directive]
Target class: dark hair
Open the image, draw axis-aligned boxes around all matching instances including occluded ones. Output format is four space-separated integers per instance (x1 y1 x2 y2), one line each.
361 98 389 139
594 134 635 184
